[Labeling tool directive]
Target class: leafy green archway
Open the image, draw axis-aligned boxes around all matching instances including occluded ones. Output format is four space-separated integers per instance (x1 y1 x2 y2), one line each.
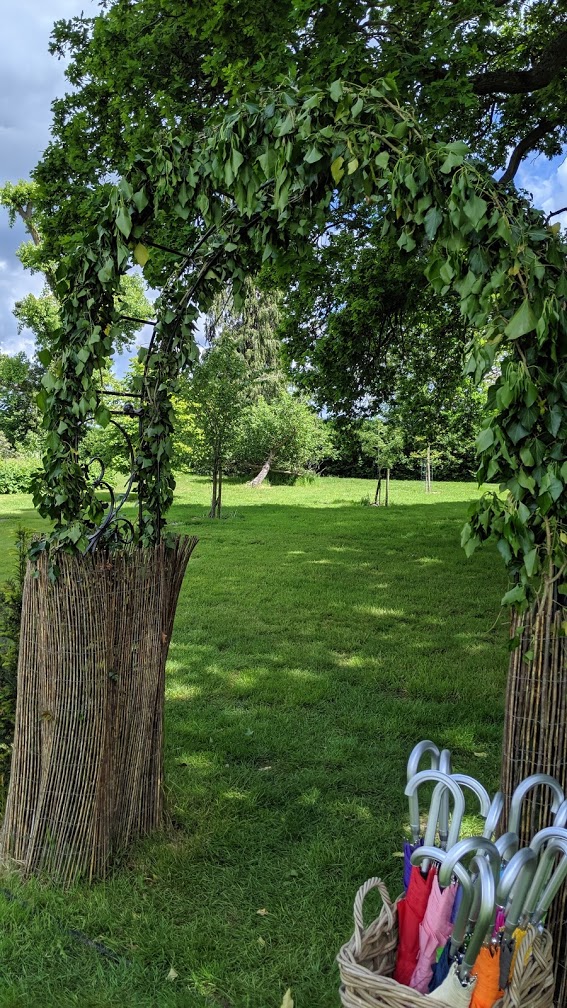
36 79 567 592
4 78 566 930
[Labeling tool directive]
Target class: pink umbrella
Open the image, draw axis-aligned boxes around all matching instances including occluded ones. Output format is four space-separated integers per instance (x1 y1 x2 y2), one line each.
409 873 458 992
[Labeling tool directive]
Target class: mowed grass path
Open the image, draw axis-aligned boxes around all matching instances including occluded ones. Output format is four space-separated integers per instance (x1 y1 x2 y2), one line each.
0 477 508 1008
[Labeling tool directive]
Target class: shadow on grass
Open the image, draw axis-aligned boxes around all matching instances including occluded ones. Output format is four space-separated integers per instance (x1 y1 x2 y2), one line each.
0 493 509 1008
147 496 508 1005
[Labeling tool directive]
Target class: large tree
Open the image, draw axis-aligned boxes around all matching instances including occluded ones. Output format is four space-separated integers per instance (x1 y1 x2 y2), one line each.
35 0 567 254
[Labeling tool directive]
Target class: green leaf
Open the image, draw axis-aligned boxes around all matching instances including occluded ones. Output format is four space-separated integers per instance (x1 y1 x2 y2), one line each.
504 299 537 340
547 405 562 437
116 205 132 239
37 348 52 368
502 584 527 606
351 97 364 118
424 207 443 240
476 427 494 452
524 548 538 577
133 243 149 267
304 147 323 164
331 156 344 183
463 195 488 227
95 405 111 428
330 80 343 102
507 421 529 444
347 158 359 175
132 188 149 212
97 258 114 285
497 539 513 564
231 149 244 173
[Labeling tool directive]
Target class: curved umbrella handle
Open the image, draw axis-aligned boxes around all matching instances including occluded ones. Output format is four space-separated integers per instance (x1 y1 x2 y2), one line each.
553 799 567 828
403 770 462 850
351 877 395 960
437 836 501 890
410 845 476 960
451 774 491 817
438 749 452 848
407 740 441 782
499 849 538 939
529 825 567 853
533 839 567 924
483 791 504 839
508 774 564 835
523 837 567 925
410 846 472 892
494 831 520 864
459 856 495 981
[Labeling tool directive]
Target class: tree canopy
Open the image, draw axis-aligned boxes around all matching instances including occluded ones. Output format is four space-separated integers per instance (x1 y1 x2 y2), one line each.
36 1 567 255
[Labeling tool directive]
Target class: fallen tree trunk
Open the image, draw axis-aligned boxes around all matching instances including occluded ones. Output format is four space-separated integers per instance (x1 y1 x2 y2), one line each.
248 453 273 487
0 536 197 884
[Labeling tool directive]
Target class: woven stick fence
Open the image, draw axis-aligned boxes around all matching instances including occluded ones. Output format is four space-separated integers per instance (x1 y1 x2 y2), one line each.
501 578 567 1003
0 536 197 885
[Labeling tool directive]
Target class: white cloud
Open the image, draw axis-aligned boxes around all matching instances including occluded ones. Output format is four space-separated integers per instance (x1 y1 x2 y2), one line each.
516 153 567 230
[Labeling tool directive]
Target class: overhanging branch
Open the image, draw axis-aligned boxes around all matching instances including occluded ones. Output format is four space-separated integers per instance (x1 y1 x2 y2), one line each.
472 30 567 96
497 119 554 186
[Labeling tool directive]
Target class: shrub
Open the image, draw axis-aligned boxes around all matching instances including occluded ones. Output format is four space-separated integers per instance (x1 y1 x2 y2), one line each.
0 458 38 494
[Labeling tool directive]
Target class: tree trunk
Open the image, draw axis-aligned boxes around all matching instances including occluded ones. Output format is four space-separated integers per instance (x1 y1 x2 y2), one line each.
0 537 197 884
248 453 273 488
373 468 382 505
501 577 567 1001
209 464 219 518
385 468 390 507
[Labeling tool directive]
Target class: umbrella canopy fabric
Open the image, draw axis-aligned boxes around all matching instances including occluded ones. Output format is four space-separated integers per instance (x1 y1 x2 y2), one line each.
504 924 555 1008
469 946 503 1008
404 838 424 890
393 865 435 986
425 962 476 1007
410 876 458 992
498 936 515 991
429 939 452 993
507 926 527 984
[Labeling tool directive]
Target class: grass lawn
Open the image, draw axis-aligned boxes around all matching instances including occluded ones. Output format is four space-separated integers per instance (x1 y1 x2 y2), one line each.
0 476 509 1008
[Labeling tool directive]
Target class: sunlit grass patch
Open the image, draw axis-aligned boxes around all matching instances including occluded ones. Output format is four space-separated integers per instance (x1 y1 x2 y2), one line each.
0 476 508 1008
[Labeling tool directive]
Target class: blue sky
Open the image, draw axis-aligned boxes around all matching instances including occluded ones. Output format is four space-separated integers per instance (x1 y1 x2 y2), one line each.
1 3 566 362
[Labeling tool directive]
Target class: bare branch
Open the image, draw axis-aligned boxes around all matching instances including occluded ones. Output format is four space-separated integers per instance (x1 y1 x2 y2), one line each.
545 206 567 223
497 119 554 186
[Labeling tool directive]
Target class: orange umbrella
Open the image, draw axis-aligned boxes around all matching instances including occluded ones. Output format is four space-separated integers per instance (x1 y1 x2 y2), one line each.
469 945 503 1008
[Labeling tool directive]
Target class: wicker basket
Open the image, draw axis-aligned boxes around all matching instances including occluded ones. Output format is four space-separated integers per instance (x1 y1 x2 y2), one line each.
336 877 555 1008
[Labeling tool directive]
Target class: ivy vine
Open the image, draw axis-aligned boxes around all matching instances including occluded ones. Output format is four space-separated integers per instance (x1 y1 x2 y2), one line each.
34 75 566 615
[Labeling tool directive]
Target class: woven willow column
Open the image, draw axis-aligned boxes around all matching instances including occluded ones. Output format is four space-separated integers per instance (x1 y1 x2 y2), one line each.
0 537 197 884
501 579 567 1003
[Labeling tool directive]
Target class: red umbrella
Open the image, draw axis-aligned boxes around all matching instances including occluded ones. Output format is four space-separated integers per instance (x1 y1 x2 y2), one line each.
409 873 457 992
393 864 435 986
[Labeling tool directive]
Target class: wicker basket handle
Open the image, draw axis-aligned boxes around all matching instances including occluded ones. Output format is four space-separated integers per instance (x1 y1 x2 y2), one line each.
353 877 396 959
